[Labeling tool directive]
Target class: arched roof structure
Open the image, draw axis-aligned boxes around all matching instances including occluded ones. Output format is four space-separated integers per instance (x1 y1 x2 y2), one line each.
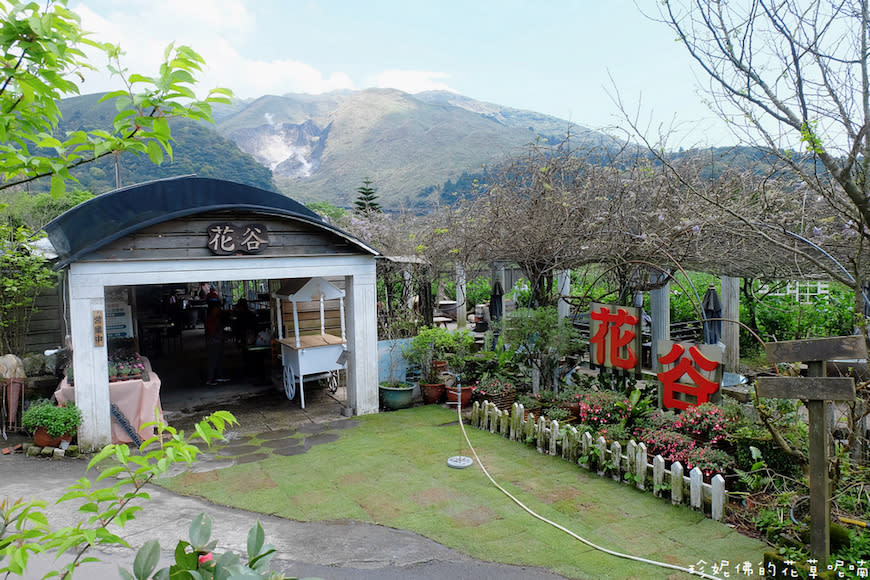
45 175 378 267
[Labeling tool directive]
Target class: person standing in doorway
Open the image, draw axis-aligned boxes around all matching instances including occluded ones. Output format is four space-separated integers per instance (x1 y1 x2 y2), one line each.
204 298 229 385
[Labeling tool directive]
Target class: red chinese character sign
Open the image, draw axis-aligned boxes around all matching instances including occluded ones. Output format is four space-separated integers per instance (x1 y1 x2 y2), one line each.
589 302 642 375
656 340 723 410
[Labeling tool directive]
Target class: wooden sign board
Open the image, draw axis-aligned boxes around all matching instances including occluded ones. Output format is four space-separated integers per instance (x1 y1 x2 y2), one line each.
756 376 855 401
764 335 866 363
93 310 105 347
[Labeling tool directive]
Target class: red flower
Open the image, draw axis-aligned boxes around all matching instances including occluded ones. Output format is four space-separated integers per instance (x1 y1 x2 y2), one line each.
198 552 214 565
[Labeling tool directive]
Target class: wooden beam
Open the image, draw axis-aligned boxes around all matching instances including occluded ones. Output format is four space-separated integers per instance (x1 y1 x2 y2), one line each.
755 377 856 401
764 336 867 363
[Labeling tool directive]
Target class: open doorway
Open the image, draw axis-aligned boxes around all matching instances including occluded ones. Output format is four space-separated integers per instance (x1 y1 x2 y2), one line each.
104 279 347 428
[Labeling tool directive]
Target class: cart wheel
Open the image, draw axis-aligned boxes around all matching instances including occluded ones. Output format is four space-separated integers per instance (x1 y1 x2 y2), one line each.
327 370 339 394
283 364 296 400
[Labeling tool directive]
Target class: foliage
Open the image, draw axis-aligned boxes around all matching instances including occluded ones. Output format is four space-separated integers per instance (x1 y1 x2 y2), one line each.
471 374 517 399
595 422 631 444
460 351 499 386
306 201 347 224
635 427 696 466
0 188 93 231
20 400 82 438
443 275 493 311
0 223 57 355
120 513 282 580
612 387 654 432
672 402 727 445
0 0 232 197
683 445 735 479
533 388 571 413
572 390 630 430
542 406 571 423
494 306 580 390
403 326 466 383
752 283 854 342
1 411 247 579
354 178 382 213
505 279 533 310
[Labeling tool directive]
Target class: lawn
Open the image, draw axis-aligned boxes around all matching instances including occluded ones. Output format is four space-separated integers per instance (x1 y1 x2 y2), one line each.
161 406 766 579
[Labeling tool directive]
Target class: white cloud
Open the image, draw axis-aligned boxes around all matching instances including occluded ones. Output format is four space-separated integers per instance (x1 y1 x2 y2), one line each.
373 70 455 94
69 3 450 101
71 1 353 99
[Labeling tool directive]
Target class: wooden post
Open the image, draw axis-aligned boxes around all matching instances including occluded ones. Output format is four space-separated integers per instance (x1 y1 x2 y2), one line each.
756 335 864 563
721 276 740 373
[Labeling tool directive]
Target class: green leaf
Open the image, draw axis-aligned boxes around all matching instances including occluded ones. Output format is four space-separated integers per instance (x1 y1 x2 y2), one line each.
96 465 127 481
188 513 212 548
246 521 265 558
88 445 117 469
145 139 164 165
133 539 160 580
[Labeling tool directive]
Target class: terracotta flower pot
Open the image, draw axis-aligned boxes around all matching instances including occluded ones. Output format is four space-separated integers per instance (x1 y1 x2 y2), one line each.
446 386 472 407
33 426 73 448
420 382 445 404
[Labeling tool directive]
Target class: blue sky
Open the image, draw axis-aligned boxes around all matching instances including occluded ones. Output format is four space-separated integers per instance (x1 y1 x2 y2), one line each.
72 0 732 146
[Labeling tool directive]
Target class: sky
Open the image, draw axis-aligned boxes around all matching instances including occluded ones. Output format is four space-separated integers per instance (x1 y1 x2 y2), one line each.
70 0 733 146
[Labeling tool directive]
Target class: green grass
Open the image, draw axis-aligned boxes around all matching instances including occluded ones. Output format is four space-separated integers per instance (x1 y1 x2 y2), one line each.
162 406 766 579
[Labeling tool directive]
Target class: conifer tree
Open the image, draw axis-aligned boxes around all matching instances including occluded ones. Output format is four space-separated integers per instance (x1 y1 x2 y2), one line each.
354 178 382 213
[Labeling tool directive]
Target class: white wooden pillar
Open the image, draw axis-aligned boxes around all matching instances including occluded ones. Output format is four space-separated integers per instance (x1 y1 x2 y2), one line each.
557 270 571 320
650 273 670 371
345 270 379 415
402 269 414 310
68 266 111 451
455 263 466 329
721 276 740 373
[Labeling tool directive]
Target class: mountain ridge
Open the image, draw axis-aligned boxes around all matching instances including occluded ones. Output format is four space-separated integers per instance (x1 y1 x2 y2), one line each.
214 88 612 206
50 89 617 207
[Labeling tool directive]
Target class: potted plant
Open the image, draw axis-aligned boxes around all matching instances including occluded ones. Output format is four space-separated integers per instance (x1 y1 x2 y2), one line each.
379 339 414 410
379 380 415 410
471 374 517 410
21 400 83 448
403 326 461 404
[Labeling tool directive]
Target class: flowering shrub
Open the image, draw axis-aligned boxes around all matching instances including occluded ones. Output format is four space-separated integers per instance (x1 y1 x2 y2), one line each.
108 352 148 381
684 445 735 478
635 427 696 465
574 390 630 429
595 422 631 443
673 403 727 445
472 375 517 399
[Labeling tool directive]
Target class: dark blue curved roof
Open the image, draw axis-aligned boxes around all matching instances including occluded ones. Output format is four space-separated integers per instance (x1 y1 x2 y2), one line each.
45 175 378 267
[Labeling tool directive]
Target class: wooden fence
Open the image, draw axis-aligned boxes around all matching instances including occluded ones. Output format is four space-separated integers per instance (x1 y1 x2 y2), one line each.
469 401 728 521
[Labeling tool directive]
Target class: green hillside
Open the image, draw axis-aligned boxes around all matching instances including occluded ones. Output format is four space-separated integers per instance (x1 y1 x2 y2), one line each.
50 94 276 194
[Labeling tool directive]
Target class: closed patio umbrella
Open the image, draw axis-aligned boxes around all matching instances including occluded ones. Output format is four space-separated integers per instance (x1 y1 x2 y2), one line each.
489 280 504 321
702 284 722 344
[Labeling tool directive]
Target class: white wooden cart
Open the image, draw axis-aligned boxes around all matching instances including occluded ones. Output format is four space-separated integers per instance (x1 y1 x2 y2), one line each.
273 277 347 408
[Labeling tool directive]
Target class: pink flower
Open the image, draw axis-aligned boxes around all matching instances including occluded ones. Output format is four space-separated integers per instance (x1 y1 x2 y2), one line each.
198 552 213 565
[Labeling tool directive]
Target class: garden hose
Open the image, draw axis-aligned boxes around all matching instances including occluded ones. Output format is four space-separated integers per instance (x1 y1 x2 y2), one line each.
838 516 868 528
453 400 725 580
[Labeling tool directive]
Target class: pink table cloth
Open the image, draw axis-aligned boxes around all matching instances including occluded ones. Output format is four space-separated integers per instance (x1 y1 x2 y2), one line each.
55 357 163 444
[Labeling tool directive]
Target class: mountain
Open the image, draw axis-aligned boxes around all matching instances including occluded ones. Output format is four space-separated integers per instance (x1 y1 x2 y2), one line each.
215 88 616 207
47 90 616 207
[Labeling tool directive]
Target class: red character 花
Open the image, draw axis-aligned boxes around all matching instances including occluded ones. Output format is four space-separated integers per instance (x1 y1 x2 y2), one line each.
590 305 639 371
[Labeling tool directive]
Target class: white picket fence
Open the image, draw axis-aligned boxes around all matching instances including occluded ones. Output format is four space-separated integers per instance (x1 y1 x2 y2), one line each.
469 400 728 521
